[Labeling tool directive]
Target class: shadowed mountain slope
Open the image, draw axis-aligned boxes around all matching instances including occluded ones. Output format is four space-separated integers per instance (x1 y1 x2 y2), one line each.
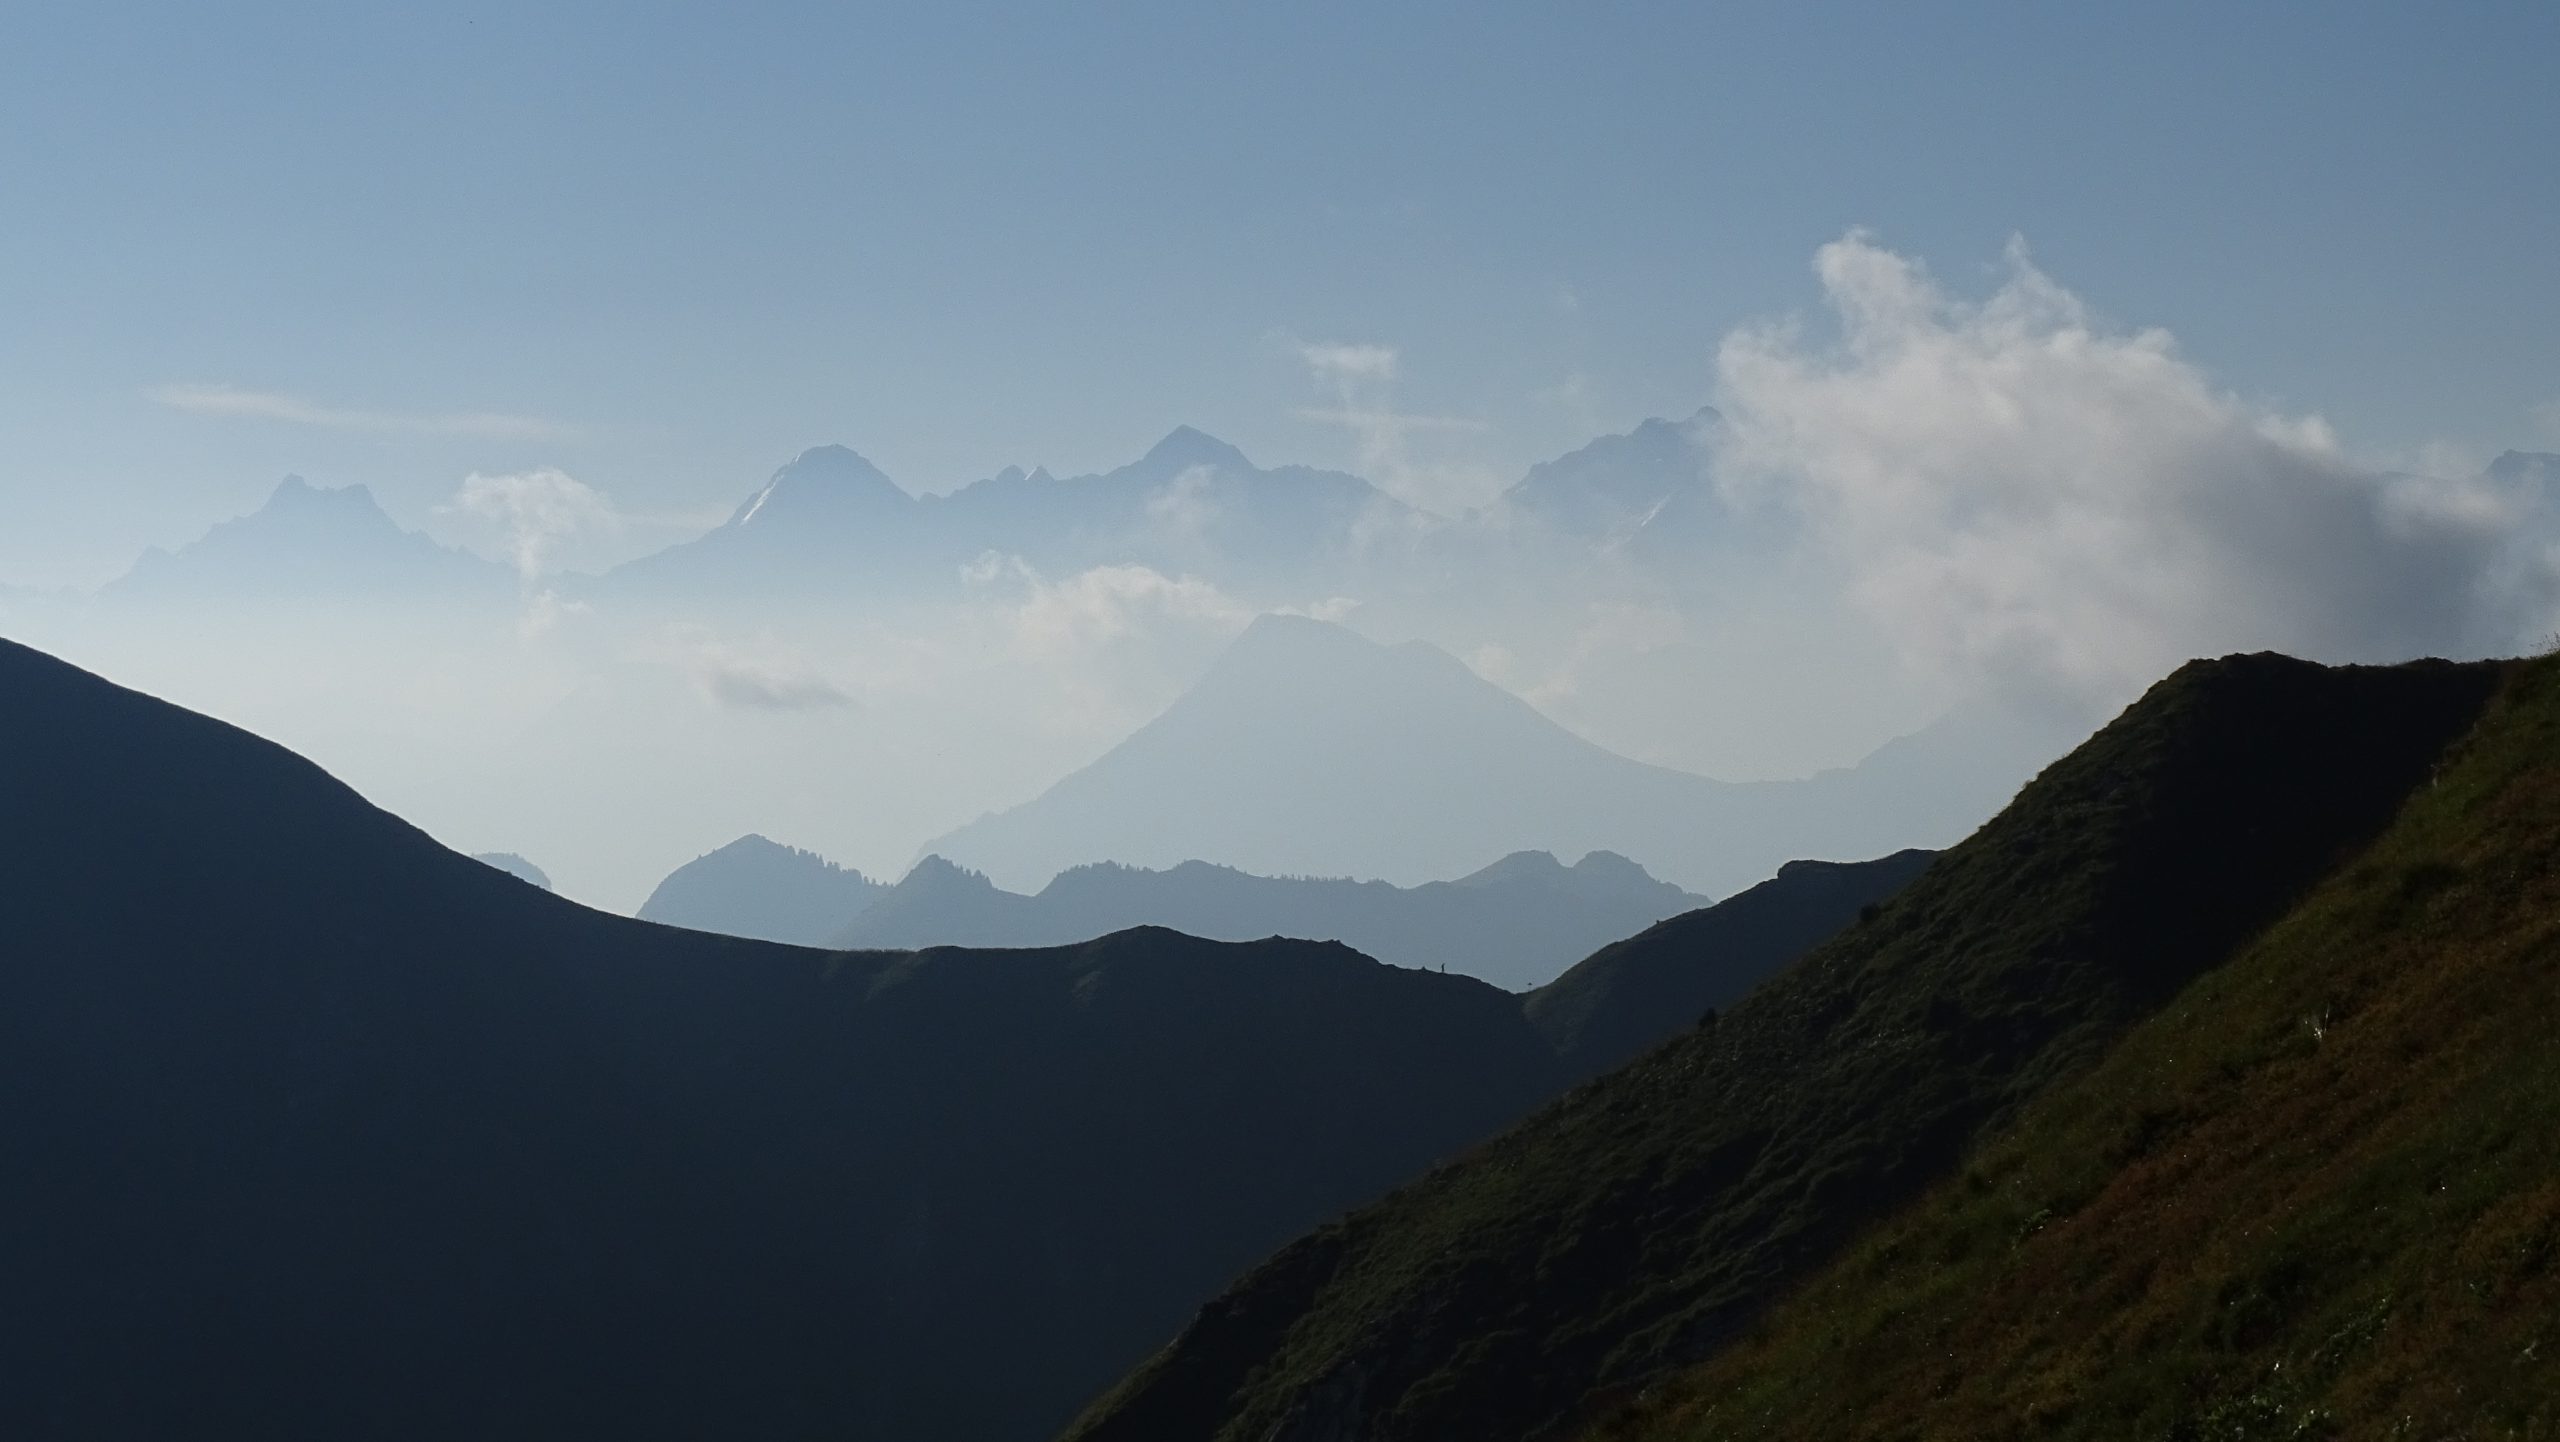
928 614 2044 896
636 832 887 946
1061 652 2502 1442
1590 656 2560 1440
0 637 1561 1442
824 849 1703 991
1523 849 1936 1081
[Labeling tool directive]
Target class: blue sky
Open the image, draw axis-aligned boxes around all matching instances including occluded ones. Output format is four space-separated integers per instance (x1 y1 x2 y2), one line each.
5 1 2557 585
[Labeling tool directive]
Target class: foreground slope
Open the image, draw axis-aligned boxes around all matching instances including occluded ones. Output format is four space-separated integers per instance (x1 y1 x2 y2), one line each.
1595 655 2560 1440
0 638 1560 1441
1523 850 1935 1081
1063 652 2500 1442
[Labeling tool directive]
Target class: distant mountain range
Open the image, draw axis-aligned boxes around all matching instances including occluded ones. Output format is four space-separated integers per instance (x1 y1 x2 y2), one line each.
101 475 511 604
636 833 887 946
829 848 1702 990
594 427 1423 604
925 613 2054 895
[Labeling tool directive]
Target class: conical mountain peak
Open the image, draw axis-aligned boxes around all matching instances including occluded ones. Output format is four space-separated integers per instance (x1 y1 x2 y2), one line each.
729 445 910 527
1140 425 1251 474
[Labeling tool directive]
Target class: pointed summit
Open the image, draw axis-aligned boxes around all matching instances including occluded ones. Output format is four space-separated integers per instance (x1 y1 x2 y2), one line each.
1139 425 1251 475
729 445 909 527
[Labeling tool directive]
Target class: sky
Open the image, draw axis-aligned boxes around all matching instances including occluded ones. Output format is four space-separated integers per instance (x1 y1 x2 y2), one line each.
5 2 2558 587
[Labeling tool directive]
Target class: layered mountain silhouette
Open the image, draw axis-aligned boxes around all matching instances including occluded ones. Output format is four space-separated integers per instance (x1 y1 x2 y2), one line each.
636 833 887 946
926 613 2050 895
0 637 1568 1441
1064 652 2505 1442
818 848 1703 991
101 475 511 603
597 428 1418 603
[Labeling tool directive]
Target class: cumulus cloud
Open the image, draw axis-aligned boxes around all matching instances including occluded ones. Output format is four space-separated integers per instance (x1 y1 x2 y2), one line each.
149 383 574 441
1710 232 2547 708
450 467 619 582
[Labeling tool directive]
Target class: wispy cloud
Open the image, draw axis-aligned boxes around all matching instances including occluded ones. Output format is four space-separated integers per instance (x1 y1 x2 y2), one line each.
1288 339 1498 516
148 383 576 442
663 626 857 713
1296 342 1400 384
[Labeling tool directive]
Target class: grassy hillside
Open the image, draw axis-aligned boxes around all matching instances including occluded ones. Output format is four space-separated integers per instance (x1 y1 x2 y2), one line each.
1062 653 2501 1442
1588 655 2560 1440
1524 850 1936 1081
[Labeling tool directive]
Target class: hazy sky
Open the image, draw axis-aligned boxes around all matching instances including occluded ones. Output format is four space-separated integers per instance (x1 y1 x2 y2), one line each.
5 2 2558 586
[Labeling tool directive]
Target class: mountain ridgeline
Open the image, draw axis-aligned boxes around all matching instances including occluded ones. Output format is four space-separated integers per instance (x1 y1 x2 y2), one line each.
644 842 1707 991
1585 653 2560 1439
0 639 1569 1440
1063 652 2505 1442
927 613 2042 897
636 833 887 947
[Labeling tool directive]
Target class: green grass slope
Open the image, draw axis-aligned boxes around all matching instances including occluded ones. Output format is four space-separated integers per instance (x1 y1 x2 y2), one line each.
1524 850 1937 1083
1589 655 2560 1441
1061 654 2502 1442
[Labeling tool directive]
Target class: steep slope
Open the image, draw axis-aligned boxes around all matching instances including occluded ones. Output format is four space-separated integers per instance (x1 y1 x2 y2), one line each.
833 850 1705 990
636 832 887 945
1591 655 2560 1440
1061 652 2501 1442
1523 850 1936 1080
0 638 1562 1442
927 615 2038 896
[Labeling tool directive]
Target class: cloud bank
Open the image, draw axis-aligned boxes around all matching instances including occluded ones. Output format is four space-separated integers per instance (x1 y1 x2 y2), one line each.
1711 233 2547 709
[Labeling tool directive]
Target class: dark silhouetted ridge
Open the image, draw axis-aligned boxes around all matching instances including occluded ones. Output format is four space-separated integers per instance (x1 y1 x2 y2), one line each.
1523 848 1937 1080
1062 652 2503 1442
0 637 1561 1441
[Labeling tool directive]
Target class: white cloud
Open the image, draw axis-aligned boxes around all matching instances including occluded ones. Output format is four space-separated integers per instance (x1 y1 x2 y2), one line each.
149 382 575 441
449 467 619 582
2534 396 2560 445
1710 232 2546 708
